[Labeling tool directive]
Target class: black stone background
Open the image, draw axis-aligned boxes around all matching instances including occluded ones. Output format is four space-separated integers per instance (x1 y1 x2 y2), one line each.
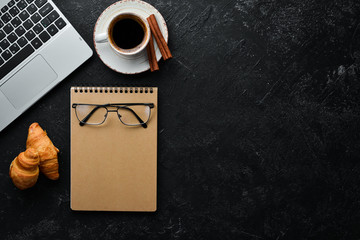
1 0 360 239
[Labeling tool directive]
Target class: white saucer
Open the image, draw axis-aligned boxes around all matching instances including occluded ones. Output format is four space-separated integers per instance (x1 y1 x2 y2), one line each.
93 0 169 74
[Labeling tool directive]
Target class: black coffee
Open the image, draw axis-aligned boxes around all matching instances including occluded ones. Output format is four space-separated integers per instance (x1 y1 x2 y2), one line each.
112 18 144 49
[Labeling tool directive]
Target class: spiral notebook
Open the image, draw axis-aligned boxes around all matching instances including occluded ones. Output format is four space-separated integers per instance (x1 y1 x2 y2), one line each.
70 86 157 211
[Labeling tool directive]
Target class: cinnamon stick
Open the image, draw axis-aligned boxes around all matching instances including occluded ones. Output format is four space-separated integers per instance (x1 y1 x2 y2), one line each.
146 14 172 60
146 34 159 72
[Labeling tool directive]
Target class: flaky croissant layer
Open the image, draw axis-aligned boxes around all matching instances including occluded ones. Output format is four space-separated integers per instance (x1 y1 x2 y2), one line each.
26 122 60 180
9 148 40 190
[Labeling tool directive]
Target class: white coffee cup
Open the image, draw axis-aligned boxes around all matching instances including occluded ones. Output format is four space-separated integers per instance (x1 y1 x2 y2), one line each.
95 12 151 57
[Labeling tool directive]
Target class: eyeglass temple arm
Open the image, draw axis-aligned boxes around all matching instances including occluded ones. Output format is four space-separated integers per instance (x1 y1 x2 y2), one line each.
110 103 154 108
120 106 147 128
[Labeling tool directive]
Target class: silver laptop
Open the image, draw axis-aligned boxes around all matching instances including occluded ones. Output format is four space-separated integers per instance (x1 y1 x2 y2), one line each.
0 0 92 131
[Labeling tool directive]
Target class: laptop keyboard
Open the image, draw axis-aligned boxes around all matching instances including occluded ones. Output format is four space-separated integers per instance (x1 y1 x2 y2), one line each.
0 0 67 80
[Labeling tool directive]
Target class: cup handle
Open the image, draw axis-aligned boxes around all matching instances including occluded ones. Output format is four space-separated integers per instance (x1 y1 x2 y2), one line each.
94 33 108 43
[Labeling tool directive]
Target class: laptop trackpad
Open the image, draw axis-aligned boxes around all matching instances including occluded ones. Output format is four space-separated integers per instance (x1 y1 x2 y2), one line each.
0 55 57 109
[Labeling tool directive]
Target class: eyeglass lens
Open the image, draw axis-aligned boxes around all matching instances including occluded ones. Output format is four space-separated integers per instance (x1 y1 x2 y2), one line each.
118 105 151 126
75 105 107 125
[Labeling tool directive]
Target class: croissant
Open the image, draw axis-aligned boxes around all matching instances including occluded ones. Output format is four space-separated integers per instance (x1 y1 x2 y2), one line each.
9 148 40 190
26 122 59 180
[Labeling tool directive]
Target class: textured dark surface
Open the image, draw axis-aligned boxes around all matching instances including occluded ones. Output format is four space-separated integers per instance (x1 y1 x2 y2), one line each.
1 0 360 239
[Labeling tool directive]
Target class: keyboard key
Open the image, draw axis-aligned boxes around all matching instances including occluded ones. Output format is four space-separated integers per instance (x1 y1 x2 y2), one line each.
25 30 35 40
7 32 18 43
39 3 52 17
0 30 5 40
1 6 9 13
16 0 27 10
33 23 43 34
1 13 11 23
47 10 59 22
0 57 4 66
39 30 49 42
0 39 10 49
0 44 34 79
26 0 35 3
17 36 27 47
0 20 4 28
26 4 37 14
35 0 46 8
9 43 20 54
55 17 66 29
3 24 14 34
8 0 15 7
40 17 50 27
9 6 20 17
19 10 29 20
31 37 41 49
23 19 33 29
2 50 12 60
15 26 25 36
47 24 57 36
30 12 41 23
11 17 21 28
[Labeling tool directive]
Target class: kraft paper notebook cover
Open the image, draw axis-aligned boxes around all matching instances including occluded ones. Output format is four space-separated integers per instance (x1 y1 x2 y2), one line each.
70 86 157 211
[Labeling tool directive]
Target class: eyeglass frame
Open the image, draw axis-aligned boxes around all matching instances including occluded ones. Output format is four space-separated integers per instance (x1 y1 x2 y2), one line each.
72 103 154 128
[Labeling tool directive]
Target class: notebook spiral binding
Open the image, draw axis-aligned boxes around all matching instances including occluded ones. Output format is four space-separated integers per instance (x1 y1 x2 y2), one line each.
73 86 154 94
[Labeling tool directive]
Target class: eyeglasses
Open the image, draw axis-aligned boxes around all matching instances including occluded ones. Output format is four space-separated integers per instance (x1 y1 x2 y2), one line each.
72 103 154 128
